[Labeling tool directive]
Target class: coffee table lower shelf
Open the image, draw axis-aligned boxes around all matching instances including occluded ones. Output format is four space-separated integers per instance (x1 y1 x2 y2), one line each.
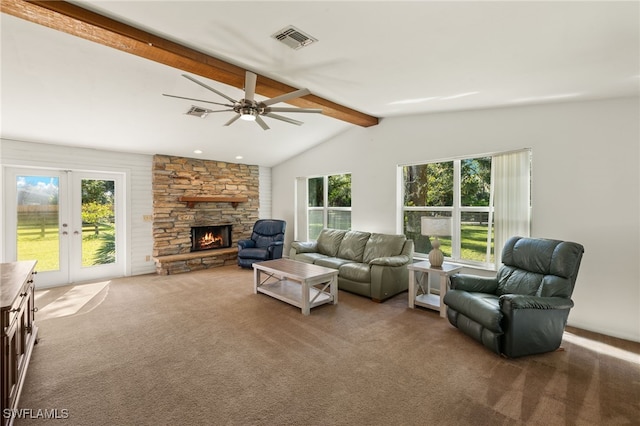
257 280 333 310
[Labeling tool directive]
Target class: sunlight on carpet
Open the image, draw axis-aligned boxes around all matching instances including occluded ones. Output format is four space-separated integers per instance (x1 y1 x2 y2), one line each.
35 281 110 320
563 331 640 365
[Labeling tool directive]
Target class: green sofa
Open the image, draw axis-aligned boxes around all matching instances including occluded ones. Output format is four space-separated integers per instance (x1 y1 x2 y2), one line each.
289 229 414 302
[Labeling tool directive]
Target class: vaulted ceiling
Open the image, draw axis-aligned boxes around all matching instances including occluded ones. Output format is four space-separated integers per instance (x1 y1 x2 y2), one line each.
2 1 638 167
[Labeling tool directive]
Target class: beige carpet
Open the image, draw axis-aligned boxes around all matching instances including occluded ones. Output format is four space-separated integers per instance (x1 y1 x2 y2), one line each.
14 266 640 425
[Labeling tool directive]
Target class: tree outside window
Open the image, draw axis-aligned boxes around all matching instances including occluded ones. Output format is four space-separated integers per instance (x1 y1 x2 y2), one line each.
402 157 494 265
81 179 116 265
308 174 351 240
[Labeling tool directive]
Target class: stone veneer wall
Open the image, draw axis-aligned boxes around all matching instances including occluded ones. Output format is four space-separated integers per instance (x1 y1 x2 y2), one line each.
152 155 259 274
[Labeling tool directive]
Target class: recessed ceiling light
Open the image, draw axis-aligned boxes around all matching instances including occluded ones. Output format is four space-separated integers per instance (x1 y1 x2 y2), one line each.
235 156 243 160
194 149 203 154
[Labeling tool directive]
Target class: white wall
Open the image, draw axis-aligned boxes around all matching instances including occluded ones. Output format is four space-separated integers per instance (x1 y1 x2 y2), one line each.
272 97 640 342
258 166 272 219
1 139 156 277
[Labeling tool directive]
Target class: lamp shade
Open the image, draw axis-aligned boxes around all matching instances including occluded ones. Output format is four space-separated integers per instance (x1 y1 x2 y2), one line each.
421 217 452 237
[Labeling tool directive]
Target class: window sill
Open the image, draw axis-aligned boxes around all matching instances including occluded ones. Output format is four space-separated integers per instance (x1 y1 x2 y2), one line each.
412 255 497 275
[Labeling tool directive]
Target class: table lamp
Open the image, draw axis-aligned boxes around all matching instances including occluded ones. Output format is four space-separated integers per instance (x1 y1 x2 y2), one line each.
421 216 452 267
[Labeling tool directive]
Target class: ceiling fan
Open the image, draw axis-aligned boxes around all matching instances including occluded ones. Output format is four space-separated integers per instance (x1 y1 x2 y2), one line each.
163 71 322 130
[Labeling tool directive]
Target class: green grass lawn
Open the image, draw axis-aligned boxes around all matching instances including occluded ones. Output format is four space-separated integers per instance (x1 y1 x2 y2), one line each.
17 224 115 271
419 224 493 263
460 224 494 263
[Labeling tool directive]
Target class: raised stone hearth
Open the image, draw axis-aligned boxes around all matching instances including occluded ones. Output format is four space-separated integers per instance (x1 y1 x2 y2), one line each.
152 155 259 275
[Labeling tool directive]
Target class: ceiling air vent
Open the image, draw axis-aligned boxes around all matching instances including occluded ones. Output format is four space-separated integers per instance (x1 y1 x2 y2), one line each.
271 25 318 50
185 106 210 118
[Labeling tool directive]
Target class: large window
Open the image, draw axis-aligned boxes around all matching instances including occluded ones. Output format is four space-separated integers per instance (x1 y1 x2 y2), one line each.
307 174 351 240
401 151 530 268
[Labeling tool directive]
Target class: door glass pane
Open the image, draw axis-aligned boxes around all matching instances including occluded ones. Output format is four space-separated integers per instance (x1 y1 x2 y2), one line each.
81 179 116 267
16 176 60 271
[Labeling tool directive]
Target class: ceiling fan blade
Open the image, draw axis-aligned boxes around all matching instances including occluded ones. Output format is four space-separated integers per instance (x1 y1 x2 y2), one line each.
262 88 311 106
255 115 270 130
182 74 238 104
224 114 241 127
265 107 322 114
162 94 234 107
244 71 257 102
264 113 304 126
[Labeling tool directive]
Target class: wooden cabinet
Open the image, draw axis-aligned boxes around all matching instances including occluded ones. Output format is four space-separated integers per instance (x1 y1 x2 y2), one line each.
1 261 38 426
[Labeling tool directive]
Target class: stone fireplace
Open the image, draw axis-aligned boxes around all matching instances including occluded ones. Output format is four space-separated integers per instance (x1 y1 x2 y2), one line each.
152 155 259 275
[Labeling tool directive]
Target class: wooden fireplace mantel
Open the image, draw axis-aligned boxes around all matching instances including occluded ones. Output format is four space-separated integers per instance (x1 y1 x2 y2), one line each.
179 196 248 208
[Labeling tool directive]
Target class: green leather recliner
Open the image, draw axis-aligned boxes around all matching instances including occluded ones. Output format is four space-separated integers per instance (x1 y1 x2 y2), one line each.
443 236 584 358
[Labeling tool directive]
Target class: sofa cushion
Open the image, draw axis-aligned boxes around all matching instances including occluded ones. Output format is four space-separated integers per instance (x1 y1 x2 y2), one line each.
538 275 572 298
290 241 318 253
502 237 555 274
315 257 356 270
317 229 347 257
362 233 406 264
293 253 328 264
236 248 270 261
443 290 503 333
496 266 543 296
336 231 371 262
338 262 371 283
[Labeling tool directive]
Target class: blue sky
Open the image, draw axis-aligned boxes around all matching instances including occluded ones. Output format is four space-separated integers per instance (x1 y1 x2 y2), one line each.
17 175 59 196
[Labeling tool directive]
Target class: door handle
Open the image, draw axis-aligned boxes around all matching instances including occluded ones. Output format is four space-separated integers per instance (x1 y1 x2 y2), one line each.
73 231 80 235
62 231 68 235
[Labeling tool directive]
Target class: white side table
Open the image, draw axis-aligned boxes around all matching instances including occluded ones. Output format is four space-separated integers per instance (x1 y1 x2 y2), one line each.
408 261 463 318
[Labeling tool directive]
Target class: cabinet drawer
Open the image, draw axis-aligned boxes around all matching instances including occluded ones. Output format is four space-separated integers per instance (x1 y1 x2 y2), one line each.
7 286 30 330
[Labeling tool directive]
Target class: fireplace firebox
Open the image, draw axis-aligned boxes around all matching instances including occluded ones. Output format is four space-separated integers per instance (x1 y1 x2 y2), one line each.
191 225 232 252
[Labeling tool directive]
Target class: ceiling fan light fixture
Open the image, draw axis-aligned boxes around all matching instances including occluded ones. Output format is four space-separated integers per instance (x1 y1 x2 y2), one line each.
166 72 321 130
240 107 257 121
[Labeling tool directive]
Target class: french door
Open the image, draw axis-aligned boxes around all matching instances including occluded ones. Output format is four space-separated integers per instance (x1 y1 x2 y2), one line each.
5 167 125 287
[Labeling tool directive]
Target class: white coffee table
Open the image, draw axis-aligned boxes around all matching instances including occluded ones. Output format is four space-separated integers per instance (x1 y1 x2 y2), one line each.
253 258 338 315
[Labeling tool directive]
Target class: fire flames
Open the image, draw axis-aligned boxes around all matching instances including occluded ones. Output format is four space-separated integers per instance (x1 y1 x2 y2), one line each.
198 232 223 250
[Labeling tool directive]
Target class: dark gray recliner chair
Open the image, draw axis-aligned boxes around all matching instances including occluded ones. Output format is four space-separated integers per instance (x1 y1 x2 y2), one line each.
443 236 584 358
237 219 286 269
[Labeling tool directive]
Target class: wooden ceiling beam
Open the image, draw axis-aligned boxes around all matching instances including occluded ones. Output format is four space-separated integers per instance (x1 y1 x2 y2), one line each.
1 0 379 127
